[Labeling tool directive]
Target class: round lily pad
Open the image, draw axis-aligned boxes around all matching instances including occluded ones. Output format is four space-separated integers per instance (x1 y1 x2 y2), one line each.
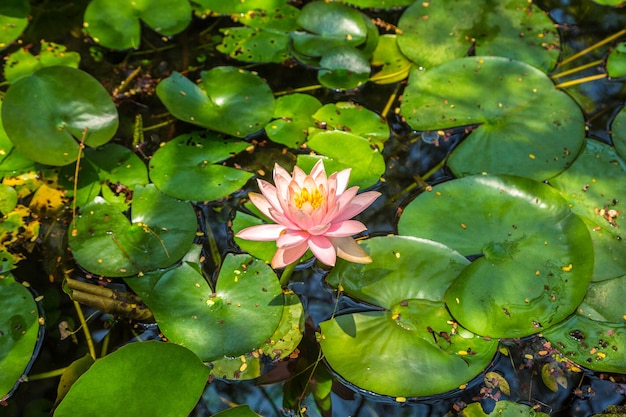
83 0 192 50
317 46 371 90
397 0 560 71
126 251 284 361
400 57 585 180
0 274 41 400
149 131 252 201
265 94 322 148
610 105 626 162
607 42 626 78
296 131 385 189
68 184 196 277
310 102 390 150
54 341 210 416
398 175 594 338
156 67 275 138
321 236 497 397
549 139 626 281
1 66 119 166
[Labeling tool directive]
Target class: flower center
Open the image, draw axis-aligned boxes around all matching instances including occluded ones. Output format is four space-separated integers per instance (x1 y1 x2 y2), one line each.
293 187 324 210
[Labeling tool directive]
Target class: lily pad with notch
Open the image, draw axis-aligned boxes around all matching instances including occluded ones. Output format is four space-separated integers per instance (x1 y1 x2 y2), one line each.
1 66 119 166
397 0 560 72
157 67 275 138
53 341 209 416
398 174 594 338
83 0 192 50
0 274 41 400
68 184 196 277
126 249 286 362
149 131 252 201
400 57 585 180
321 236 497 397
549 139 626 281
265 94 322 148
296 131 385 189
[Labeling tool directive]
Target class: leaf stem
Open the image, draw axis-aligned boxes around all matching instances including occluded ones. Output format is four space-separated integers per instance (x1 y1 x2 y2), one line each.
555 73 608 89
279 261 297 286
380 82 402 120
550 59 604 78
27 367 67 381
557 28 626 68
274 84 323 97
73 300 97 360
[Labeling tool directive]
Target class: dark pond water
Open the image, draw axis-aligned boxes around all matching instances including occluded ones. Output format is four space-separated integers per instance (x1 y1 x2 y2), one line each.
2 0 626 416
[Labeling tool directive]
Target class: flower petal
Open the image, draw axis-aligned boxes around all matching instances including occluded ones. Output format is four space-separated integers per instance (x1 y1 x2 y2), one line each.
333 190 381 223
308 235 337 266
277 230 309 248
249 191 278 222
272 241 309 268
329 236 372 264
332 168 351 196
325 220 367 237
236 224 285 241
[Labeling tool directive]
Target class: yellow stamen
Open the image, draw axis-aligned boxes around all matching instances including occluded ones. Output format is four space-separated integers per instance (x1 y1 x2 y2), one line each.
293 187 324 210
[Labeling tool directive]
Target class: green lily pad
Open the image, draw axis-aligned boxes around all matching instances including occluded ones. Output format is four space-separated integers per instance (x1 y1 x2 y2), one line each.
543 314 626 374
400 57 585 180
339 0 414 8
217 5 299 63
0 0 29 51
149 131 252 201
212 405 260 417
397 0 559 72
0 274 40 400
209 290 304 379
398 175 594 338
156 67 275 138
317 46 371 90
461 401 550 417
321 236 497 397
126 250 284 361
1 66 119 166
549 139 626 281
370 34 412 85
295 1 368 51
232 210 277 264
607 42 626 78
577 274 626 323
68 184 197 277
4 42 81 84
610 105 626 160
53 341 209 416
192 0 287 15
310 102 390 150
58 143 149 210
83 0 192 50
0 101 34 174
296 131 385 189
265 94 322 148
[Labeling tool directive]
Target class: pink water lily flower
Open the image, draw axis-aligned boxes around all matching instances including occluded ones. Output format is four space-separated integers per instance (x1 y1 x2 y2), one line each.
236 160 380 269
